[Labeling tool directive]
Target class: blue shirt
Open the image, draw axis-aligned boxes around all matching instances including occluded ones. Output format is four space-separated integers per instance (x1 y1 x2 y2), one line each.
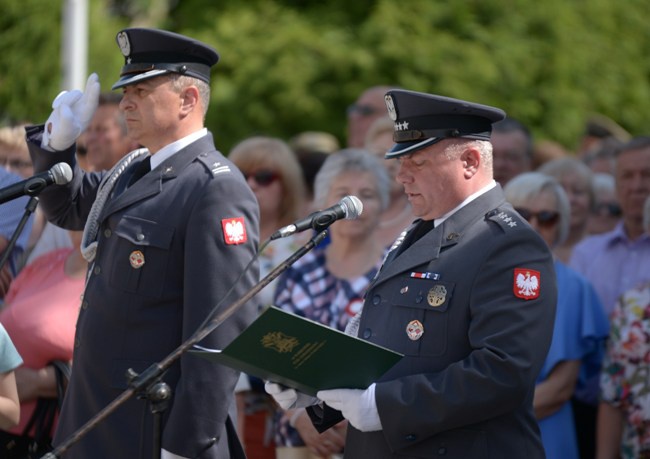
569 222 650 316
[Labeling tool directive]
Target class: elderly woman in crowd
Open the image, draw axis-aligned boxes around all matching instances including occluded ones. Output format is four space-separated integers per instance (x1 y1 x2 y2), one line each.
272 148 390 459
538 158 595 263
504 172 609 459
229 136 309 458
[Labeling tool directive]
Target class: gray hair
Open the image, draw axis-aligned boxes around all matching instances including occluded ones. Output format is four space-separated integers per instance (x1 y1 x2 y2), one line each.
503 172 571 247
313 148 391 211
169 74 211 117
538 157 595 207
445 139 493 173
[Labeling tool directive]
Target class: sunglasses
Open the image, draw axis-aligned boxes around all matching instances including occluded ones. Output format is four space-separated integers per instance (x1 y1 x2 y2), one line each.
244 170 279 186
515 208 560 228
593 202 622 217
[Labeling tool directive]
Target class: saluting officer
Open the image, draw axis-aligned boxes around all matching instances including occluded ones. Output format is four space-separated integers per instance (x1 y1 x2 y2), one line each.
26 28 259 459
267 89 557 458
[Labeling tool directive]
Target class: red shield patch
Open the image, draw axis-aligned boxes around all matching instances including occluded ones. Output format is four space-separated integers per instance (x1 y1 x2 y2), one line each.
513 268 540 300
221 217 247 245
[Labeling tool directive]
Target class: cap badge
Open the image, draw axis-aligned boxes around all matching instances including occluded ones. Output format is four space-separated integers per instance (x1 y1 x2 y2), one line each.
117 31 131 57
427 285 447 307
406 320 424 341
514 268 540 300
385 94 397 121
129 250 145 269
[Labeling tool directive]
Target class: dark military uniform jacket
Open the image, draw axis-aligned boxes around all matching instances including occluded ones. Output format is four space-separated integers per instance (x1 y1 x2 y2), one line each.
26 127 259 459
309 185 557 459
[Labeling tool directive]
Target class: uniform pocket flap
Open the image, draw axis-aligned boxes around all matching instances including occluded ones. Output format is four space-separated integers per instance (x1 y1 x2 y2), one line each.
114 215 174 248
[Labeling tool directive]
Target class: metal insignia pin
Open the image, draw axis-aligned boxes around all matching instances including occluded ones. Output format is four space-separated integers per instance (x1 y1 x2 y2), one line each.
117 31 131 57
406 320 424 341
129 250 145 269
400 286 409 294
427 285 447 307
384 94 397 120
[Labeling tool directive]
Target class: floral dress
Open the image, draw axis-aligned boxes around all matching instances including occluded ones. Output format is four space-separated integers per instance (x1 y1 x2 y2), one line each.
600 281 650 458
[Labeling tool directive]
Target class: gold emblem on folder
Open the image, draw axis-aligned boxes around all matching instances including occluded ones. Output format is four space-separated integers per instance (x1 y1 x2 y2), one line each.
261 332 300 353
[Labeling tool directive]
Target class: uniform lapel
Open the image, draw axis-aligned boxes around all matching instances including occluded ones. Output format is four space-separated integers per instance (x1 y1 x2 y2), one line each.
370 185 508 289
373 223 444 286
99 134 216 220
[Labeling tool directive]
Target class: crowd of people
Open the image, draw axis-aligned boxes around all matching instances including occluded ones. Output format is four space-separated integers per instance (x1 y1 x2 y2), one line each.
0 26 648 459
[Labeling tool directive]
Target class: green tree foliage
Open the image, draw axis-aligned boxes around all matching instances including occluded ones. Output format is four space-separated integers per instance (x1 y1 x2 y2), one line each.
1 0 648 152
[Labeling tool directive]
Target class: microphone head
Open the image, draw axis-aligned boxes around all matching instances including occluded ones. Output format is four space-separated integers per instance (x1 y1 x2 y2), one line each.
51 162 73 185
341 195 363 220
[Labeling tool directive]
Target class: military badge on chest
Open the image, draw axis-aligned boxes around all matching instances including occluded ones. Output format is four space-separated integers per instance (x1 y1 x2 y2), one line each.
427 285 447 307
129 250 145 269
406 319 424 341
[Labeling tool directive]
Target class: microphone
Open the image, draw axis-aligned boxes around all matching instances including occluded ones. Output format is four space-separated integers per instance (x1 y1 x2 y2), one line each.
0 162 73 205
270 195 363 240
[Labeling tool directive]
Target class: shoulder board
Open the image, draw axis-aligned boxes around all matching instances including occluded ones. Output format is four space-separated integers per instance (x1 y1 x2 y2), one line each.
485 208 522 232
196 151 232 177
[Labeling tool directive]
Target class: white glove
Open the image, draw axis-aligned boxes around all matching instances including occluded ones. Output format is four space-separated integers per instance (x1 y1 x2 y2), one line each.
264 381 318 410
317 383 382 432
42 73 100 151
161 449 189 459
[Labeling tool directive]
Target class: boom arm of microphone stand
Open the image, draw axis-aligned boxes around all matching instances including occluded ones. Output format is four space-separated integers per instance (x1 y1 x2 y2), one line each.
42 230 329 459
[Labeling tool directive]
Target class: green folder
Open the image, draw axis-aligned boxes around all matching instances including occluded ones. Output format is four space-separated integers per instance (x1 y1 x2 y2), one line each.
190 306 403 396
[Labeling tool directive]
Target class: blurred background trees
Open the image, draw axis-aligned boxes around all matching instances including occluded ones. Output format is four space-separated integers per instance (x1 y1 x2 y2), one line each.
1 0 648 152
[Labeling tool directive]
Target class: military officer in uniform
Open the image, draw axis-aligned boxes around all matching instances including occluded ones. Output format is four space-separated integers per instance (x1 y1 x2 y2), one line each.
267 89 557 458
25 28 259 459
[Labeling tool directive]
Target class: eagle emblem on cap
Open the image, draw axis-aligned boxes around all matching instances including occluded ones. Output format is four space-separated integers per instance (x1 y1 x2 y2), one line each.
385 94 397 121
117 31 131 57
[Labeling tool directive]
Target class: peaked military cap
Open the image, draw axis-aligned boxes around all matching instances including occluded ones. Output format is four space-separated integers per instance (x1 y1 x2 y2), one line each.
112 28 220 90
384 89 506 158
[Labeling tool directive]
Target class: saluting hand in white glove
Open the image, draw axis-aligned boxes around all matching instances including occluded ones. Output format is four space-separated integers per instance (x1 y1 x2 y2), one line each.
42 73 100 151
264 381 318 410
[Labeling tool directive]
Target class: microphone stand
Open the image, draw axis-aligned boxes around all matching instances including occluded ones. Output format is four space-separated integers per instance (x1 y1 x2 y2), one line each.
42 229 329 459
0 196 38 273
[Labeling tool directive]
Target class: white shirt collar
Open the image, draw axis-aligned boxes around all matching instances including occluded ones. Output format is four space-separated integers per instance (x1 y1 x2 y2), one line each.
149 128 208 170
433 180 497 227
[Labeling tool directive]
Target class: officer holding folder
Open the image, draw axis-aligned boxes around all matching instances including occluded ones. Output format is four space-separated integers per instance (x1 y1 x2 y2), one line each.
267 89 557 458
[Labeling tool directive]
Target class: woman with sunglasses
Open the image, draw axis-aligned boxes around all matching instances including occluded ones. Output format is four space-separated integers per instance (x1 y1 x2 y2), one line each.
538 158 596 264
504 172 609 459
229 136 308 459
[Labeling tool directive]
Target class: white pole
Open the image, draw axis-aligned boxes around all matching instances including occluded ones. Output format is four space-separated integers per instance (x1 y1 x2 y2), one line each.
62 0 88 90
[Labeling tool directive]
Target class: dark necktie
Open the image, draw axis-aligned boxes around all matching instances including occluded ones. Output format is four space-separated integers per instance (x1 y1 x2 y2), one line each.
127 157 151 188
392 219 434 259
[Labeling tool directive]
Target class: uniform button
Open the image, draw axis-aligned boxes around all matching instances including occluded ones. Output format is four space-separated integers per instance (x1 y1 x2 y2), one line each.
437 447 447 455
81 300 88 310
74 338 81 348
103 229 112 238
372 294 381 305
362 328 372 339
94 266 101 275
405 434 417 442
136 233 145 241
